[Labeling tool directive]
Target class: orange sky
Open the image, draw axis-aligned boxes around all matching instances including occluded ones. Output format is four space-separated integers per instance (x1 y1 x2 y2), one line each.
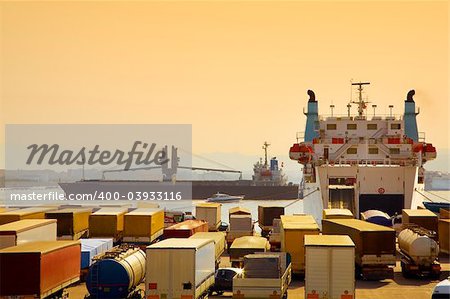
0 1 448 168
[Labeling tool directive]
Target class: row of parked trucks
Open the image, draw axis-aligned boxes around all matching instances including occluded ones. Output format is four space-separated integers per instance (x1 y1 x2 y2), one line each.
0 203 448 298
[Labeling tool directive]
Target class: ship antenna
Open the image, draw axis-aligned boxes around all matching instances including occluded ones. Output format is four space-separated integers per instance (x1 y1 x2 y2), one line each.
351 82 370 118
262 141 270 167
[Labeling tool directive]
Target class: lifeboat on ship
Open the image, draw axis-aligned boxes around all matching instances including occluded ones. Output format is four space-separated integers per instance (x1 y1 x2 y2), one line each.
289 143 314 164
413 142 437 161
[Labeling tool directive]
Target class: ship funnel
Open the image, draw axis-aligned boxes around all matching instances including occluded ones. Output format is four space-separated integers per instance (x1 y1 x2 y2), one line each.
404 89 419 141
304 90 319 142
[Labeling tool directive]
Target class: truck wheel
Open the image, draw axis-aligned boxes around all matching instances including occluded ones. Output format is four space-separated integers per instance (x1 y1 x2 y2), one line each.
401 262 412 279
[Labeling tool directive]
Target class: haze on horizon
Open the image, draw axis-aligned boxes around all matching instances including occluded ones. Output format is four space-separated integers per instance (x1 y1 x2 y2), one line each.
0 1 448 173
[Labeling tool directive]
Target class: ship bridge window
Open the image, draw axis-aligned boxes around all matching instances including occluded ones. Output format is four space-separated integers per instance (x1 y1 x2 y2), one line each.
390 123 401 130
327 124 337 130
346 147 357 154
368 147 379 154
389 148 400 154
347 123 357 130
367 124 378 130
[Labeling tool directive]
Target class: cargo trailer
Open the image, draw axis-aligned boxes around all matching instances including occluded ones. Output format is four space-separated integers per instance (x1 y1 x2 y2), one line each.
226 214 254 247
189 231 226 267
0 241 81 298
80 238 114 269
258 205 284 237
196 203 222 231
280 215 320 275
322 219 396 280
305 235 355 299
123 208 164 243
228 206 251 220
402 209 438 233
0 219 57 249
232 252 291 299
146 238 215 299
163 220 208 239
45 207 92 239
89 207 128 241
439 219 450 254
0 206 58 225
322 208 354 220
229 236 270 267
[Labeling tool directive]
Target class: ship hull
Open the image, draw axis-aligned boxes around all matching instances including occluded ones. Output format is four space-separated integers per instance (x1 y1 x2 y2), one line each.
302 164 424 222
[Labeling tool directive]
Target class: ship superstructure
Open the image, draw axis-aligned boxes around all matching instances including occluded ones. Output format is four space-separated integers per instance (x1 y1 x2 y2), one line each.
289 83 436 222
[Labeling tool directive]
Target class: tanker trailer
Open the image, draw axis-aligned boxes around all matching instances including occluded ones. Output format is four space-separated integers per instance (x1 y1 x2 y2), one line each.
86 244 146 298
398 227 441 278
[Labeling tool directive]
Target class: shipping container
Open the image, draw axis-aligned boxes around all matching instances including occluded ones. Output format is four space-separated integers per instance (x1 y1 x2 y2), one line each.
189 231 226 263
402 209 438 233
439 219 450 254
0 206 58 225
228 206 251 220
86 245 146 299
89 207 128 240
305 235 355 299
0 241 80 298
258 205 284 236
80 238 114 269
163 220 208 239
322 219 396 280
196 203 222 231
322 208 354 220
45 207 92 239
0 219 57 249
123 208 164 243
280 215 320 275
229 236 270 267
146 238 215 299
230 214 253 231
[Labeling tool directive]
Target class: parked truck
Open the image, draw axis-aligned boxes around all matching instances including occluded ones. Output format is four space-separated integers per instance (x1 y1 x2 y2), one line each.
305 235 355 299
229 236 270 268
226 214 254 247
322 219 396 280
0 219 57 249
123 208 165 244
280 215 320 275
196 203 222 231
146 238 215 299
232 252 291 299
258 205 284 237
398 226 441 278
190 231 226 268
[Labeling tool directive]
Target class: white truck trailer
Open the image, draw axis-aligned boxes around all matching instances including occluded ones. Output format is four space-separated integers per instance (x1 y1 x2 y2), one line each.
146 238 215 299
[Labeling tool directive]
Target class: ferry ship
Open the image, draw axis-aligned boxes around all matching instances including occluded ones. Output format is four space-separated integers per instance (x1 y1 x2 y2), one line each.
289 83 436 222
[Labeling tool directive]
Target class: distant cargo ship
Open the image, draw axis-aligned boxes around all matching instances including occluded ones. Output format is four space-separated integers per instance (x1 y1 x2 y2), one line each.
59 143 298 200
289 83 436 222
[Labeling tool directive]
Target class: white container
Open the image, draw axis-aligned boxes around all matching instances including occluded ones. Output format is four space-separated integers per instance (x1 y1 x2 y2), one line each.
146 238 215 299
189 231 226 261
398 228 439 265
305 235 355 299
0 219 57 249
195 203 221 231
